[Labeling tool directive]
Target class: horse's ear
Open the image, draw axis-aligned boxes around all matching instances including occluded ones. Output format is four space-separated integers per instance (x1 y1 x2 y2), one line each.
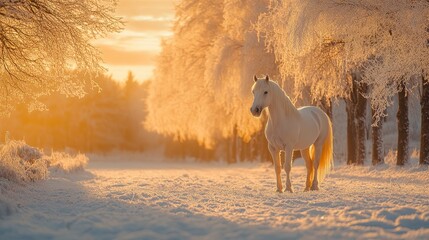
265 75 269 82
253 75 258 82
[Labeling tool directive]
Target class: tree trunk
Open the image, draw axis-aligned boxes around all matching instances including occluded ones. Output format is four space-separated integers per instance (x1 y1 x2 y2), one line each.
319 96 332 119
346 99 357 165
420 75 429 165
225 138 232 163
346 73 359 165
371 107 384 165
355 80 368 165
239 138 251 162
230 126 238 163
397 81 409 166
245 141 252 161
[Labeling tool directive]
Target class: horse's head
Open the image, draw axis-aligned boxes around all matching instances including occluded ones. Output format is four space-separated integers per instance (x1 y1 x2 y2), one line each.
250 75 271 117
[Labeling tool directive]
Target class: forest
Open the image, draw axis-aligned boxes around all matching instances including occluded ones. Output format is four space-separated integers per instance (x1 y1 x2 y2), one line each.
146 0 429 166
1 0 429 167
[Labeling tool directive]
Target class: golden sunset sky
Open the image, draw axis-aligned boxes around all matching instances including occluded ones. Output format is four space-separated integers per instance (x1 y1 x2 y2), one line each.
95 0 175 82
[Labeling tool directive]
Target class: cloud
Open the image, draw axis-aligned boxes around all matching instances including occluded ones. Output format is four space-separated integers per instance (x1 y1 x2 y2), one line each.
97 0 174 82
124 15 173 32
125 19 171 32
96 32 167 52
98 45 157 66
116 0 174 18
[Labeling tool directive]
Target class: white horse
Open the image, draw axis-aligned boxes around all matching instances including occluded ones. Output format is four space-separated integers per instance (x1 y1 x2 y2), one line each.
250 75 333 192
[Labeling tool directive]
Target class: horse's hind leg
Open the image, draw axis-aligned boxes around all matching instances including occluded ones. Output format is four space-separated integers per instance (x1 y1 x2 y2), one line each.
301 148 313 192
283 149 294 193
311 143 323 190
268 144 283 193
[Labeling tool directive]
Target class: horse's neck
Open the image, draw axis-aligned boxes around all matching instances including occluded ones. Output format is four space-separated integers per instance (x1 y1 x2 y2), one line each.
267 87 299 125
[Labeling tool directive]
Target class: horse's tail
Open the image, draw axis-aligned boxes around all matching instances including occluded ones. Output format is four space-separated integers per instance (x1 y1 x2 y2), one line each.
317 116 334 183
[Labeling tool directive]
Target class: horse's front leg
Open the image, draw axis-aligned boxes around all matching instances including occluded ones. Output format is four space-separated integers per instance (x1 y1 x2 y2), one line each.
268 144 282 193
284 149 294 193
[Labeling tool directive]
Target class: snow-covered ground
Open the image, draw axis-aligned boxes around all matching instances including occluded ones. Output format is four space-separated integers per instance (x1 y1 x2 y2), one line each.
1 155 428 239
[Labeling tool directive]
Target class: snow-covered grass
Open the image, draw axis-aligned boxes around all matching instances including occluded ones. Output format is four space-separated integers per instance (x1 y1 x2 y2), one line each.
0 154 428 239
0 140 89 183
0 140 47 182
48 152 88 173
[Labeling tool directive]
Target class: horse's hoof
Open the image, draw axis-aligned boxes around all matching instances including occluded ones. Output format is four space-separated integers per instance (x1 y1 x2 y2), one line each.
303 187 310 192
310 186 319 191
276 189 283 193
286 188 294 193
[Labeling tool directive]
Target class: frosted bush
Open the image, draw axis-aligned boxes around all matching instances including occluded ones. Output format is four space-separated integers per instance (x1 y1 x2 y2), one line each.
0 140 47 182
384 149 421 166
0 140 89 182
410 148 420 160
2 140 42 163
384 150 397 165
47 152 88 173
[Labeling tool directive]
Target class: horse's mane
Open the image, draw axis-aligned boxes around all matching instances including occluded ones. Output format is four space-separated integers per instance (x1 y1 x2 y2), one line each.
269 80 297 115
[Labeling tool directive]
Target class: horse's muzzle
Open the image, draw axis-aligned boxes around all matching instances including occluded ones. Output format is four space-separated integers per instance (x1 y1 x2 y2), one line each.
250 106 262 117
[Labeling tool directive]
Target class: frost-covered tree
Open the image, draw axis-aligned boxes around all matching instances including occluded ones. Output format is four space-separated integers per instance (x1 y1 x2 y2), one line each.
371 107 383 165
355 74 368 165
397 81 409 165
257 0 429 111
421 76 429 165
145 0 224 147
0 0 121 114
203 0 279 159
146 0 277 148
257 0 429 164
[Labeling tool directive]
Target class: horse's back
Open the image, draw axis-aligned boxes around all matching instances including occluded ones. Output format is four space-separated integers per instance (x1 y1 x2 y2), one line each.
296 106 331 148
298 106 329 122
298 106 330 130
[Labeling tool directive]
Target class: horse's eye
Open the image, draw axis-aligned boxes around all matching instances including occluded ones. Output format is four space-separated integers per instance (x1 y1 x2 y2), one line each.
264 91 268 95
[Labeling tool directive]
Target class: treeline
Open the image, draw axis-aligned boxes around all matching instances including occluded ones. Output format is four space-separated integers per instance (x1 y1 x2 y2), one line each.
0 69 271 162
164 125 271 163
343 74 423 166
0 72 157 153
3 0 429 166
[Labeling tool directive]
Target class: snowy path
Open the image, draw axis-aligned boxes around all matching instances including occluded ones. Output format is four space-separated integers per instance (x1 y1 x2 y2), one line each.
1 160 429 239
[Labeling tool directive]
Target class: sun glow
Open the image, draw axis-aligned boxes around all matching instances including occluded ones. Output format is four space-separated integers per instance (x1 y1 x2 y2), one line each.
95 0 174 82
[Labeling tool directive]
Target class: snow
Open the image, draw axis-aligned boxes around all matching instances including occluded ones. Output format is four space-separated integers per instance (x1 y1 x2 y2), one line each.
1 155 428 239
